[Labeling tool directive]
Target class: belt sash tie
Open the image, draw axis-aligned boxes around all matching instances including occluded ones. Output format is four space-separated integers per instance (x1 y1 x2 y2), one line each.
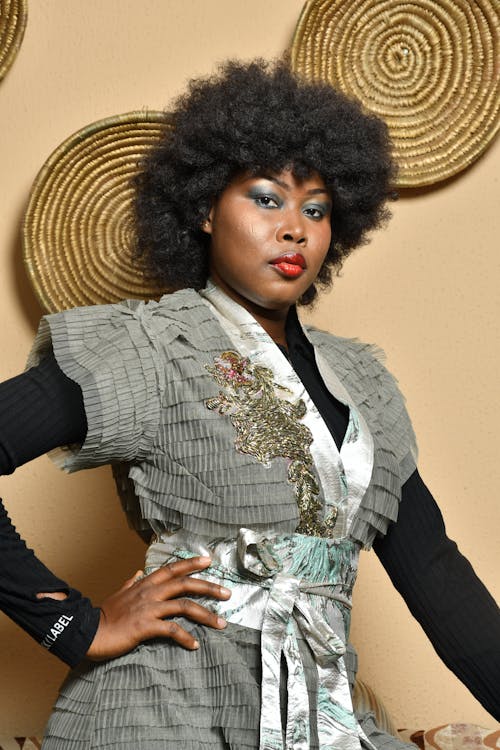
145 529 373 750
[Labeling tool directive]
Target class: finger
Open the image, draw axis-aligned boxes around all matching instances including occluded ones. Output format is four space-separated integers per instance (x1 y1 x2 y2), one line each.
153 599 227 630
145 556 213 583
152 577 231 601
151 619 201 650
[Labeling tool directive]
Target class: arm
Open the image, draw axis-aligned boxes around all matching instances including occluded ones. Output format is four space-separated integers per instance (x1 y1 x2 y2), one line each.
0 356 230 665
0 355 98 664
0 496 100 665
373 469 500 720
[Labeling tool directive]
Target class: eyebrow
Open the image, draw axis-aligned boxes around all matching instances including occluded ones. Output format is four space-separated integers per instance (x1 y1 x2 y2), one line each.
259 174 330 197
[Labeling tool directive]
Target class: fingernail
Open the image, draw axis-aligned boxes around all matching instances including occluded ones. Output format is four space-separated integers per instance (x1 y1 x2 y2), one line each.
217 617 227 628
192 640 200 649
197 556 212 563
220 587 231 597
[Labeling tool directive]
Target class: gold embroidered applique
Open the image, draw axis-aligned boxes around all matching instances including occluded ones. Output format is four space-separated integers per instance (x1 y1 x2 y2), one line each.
205 351 337 536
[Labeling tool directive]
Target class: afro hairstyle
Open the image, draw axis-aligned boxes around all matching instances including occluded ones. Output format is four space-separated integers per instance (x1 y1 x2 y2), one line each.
134 58 397 305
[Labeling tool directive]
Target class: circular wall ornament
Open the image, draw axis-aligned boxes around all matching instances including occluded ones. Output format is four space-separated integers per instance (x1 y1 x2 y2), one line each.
0 0 28 81
291 0 500 186
23 111 169 313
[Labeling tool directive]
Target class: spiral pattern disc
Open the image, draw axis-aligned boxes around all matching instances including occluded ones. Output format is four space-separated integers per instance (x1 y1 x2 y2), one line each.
291 0 500 186
0 0 27 81
23 111 170 313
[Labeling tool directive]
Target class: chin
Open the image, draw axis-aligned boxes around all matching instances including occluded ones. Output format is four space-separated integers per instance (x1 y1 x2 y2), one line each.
254 291 304 311
265 280 313 306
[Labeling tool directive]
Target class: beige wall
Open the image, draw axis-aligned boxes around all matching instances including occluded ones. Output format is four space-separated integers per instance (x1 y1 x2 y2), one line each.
0 0 498 736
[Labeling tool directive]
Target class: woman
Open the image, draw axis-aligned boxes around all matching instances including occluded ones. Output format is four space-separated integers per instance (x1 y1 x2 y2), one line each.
0 60 498 748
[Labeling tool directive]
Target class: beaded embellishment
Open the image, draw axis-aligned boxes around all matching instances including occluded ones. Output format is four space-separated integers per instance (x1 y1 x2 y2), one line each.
205 351 337 536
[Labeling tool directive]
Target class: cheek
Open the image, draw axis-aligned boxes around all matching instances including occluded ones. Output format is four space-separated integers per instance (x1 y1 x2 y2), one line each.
314 226 332 262
322 220 333 245
212 211 254 247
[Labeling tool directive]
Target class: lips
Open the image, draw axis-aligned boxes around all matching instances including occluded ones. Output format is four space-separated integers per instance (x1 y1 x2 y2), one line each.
270 253 306 278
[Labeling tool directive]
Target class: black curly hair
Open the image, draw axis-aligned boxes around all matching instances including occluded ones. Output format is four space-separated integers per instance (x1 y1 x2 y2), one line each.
134 59 397 306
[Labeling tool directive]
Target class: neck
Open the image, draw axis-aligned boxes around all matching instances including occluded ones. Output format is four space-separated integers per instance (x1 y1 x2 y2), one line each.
253 309 289 348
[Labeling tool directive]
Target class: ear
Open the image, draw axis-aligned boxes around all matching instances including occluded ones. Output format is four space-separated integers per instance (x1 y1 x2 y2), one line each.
201 207 214 235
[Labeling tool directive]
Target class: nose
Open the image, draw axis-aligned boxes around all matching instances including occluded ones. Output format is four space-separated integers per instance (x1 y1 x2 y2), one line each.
276 211 306 245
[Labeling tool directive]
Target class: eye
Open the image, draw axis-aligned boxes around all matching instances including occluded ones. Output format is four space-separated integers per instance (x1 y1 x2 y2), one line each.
303 205 328 220
253 194 279 208
247 187 282 208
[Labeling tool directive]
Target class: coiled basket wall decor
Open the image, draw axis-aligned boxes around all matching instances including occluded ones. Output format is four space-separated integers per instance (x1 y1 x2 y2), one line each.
291 0 500 187
0 0 27 82
22 111 169 313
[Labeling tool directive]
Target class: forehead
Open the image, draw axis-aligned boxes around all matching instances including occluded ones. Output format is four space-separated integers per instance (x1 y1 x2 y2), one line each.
227 167 329 193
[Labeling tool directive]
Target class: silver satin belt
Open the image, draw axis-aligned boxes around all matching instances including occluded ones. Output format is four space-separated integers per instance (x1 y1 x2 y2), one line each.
145 528 373 750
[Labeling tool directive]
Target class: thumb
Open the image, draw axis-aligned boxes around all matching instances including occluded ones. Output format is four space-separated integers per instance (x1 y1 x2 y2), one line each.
121 570 144 591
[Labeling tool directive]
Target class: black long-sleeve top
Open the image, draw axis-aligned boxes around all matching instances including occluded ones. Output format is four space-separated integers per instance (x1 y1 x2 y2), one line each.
0 314 499 720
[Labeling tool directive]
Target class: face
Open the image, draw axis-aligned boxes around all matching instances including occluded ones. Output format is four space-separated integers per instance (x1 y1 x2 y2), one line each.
204 168 332 317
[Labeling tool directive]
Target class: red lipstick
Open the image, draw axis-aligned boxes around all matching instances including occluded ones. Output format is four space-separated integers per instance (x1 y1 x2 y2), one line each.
270 253 306 278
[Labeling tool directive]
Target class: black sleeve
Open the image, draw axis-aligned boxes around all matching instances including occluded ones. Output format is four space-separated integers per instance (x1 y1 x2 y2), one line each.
0 354 100 666
374 470 500 720
0 353 87 472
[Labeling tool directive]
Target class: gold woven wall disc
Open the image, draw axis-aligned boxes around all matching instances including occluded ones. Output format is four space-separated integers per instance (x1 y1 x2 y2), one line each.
0 0 27 81
291 0 500 187
23 111 170 313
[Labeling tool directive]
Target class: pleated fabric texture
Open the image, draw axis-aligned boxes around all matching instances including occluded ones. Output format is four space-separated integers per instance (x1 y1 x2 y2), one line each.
43 622 263 749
